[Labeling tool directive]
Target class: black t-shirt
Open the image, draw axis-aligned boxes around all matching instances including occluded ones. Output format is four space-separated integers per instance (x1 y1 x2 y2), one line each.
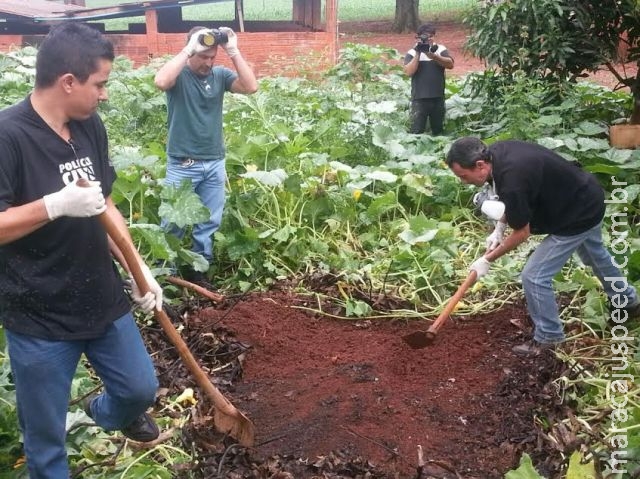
0 97 131 340
490 140 605 235
404 44 452 100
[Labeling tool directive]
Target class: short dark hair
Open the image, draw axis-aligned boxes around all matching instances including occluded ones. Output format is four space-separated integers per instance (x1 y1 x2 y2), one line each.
35 22 114 89
417 23 436 36
446 137 491 168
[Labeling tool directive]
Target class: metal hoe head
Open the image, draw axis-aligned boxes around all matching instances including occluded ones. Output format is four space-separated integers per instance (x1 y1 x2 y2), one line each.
402 330 436 349
401 270 478 350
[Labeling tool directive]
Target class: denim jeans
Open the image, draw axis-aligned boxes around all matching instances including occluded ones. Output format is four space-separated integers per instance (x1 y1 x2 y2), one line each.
162 156 227 263
521 222 638 343
6 313 158 479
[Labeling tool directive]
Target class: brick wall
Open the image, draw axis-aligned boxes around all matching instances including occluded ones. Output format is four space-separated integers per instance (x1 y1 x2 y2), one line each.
0 35 24 51
0 31 337 77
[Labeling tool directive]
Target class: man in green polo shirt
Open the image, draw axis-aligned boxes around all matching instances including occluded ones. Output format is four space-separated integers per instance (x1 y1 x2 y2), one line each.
154 26 258 285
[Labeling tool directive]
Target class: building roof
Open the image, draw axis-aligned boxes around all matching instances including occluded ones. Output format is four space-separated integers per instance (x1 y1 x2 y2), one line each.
0 0 84 19
0 0 231 23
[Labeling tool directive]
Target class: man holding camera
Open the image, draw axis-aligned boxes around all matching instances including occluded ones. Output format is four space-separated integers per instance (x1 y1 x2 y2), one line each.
403 23 454 135
154 26 258 285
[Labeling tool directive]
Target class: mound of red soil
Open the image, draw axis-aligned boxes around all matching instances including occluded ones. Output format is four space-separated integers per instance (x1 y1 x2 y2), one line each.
170 290 560 478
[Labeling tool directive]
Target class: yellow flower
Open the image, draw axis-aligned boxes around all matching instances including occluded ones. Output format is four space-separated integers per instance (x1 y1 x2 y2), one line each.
175 387 197 406
452 300 466 312
353 189 362 201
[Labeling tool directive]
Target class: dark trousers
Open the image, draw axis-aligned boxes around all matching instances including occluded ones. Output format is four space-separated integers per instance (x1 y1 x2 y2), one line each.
409 97 446 135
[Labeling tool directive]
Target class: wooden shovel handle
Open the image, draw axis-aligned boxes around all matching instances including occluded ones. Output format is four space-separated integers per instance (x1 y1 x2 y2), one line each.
93 203 238 415
427 270 477 335
166 276 225 303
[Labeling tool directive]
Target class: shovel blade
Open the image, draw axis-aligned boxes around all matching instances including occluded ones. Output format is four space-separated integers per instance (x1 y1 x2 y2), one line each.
402 330 435 349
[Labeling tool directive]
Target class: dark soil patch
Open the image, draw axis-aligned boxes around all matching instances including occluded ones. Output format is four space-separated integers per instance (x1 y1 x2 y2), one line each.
147 285 566 478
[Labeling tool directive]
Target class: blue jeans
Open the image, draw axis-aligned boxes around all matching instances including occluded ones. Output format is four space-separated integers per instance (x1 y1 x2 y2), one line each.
162 156 227 263
6 313 158 479
521 222 638 343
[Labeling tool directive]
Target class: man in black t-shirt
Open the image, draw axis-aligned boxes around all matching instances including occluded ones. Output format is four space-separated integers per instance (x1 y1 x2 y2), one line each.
0 23 164 478
446 137 639 357
403 23 454 135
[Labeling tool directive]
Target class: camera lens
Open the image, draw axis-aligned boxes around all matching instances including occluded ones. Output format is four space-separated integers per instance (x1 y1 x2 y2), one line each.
199 32 215 47
197 29 229 47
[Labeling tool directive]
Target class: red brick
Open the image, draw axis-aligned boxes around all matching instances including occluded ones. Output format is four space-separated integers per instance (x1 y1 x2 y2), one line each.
0 32 336 76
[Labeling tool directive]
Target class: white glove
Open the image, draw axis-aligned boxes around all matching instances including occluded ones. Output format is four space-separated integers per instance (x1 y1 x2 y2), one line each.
470 256 491 279
486 221 507 252
183 28 213 57
43 180 106 220
218 26 239 57
131 265 163 313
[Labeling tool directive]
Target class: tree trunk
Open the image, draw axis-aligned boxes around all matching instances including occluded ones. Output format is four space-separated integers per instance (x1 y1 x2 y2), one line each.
630 68 640 124
393 0 420 33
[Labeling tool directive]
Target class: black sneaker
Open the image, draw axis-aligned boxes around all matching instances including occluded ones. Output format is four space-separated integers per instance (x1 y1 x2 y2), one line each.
120 412 160 442
83 394 159 442
512 339 559 357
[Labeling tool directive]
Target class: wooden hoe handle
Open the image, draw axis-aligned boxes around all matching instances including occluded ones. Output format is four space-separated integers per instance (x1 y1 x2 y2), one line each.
78 179 254 445
427 270 478 335
91 206 239 416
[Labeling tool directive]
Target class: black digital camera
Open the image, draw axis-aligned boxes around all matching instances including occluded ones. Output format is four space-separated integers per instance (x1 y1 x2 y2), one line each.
416 34 438 54
198 29 229 47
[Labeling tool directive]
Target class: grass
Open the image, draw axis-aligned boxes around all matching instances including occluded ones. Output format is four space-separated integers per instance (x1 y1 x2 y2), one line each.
84 0 473 31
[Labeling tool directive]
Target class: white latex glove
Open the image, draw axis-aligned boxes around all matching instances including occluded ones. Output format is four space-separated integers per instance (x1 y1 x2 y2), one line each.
43 180 106 220
218 26 239 57
486 221 507 252
183 28 213 57
470 256 491 279
131 264 163 313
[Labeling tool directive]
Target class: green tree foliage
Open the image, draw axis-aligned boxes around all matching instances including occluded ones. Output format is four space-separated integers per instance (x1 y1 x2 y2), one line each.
464 0 640 123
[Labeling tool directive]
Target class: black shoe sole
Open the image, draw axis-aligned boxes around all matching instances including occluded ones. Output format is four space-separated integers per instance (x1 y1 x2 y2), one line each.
121 412 160 442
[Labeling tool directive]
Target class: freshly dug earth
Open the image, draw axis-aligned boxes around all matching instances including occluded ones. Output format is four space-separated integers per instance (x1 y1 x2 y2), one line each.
143 21 628 478
151 287 564 478
144 21 607 477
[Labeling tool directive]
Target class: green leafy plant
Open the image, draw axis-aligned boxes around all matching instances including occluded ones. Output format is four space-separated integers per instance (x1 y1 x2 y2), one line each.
505 453 545 479
464 0 640 123
1 42 639 477
0 338 21 475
